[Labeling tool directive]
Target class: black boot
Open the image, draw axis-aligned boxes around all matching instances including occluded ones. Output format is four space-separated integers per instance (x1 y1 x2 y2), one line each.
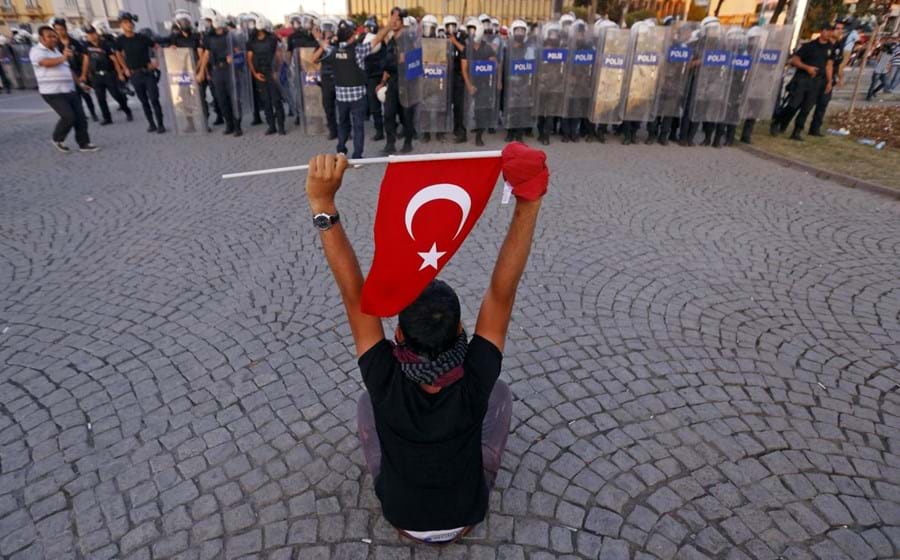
454 132 467 143
724 125 736 146
401 139 413 153
475 130 484 146
740 120 754 144
422 132 431 143
382 142 396 155
538 133 550 146
712 126 724 148
277 120 286 135
789 130 803 141
504 130 515 142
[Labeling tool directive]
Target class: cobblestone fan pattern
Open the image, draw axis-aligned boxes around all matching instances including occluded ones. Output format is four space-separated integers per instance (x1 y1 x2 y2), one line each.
1 116 900 560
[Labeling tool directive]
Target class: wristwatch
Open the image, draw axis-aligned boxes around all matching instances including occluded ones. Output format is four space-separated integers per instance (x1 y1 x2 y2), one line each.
313 212 340 231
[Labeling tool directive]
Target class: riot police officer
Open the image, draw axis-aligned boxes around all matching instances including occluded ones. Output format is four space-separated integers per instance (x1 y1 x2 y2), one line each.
445 15 470 143
314 17 340 140
363 17 386 141
168 10 212 132
53 18 98 122
202 15 242 136
287 13 319 126
83 25 132 124
247 15 286 135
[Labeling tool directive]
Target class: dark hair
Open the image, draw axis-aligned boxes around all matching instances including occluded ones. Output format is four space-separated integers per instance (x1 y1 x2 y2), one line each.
390 6 408 18
398 280 461 359
38 26 55 38
52 18 66 29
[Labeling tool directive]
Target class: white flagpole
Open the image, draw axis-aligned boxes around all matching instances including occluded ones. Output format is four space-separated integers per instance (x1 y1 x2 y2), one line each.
221 150 504 180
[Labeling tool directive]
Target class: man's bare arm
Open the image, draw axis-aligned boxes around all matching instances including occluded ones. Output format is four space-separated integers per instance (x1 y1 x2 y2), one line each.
475 198 542 352
306 155 385 357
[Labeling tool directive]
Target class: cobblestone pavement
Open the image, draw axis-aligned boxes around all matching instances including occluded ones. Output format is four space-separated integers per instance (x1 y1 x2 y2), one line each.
2 111 900 560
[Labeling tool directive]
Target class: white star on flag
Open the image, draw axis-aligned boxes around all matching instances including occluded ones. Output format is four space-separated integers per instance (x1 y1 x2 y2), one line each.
417 243 446 271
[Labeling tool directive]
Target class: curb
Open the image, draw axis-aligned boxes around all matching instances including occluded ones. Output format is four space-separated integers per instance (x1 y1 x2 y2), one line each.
737 143 900 200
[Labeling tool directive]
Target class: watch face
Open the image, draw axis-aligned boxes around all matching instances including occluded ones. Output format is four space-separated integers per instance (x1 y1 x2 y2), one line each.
313 214 331 229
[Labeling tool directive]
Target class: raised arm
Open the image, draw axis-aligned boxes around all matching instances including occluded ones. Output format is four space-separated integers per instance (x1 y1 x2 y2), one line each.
474 198 542 352
305 154 385 357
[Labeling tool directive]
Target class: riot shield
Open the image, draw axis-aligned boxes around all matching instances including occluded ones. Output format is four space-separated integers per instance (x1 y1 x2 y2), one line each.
688 24 732 124
740 25 793 121
465 36 499 130
562 22 596 120
159 47 206 135
535 23 567 118
653 22 699 119
227 31 254 124
503 36 538 129
418 37 452 133
622 25 666 123
12 44 36 89
277 42 294 119
721 27 754 125
296 46 326 134
590 28 629 124
0 46 22 89
398 22 423 108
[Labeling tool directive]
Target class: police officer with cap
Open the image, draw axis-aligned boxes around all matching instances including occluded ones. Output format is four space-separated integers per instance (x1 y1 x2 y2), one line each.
313 17 340 140
247 15 286 135
115 11 166 133
444 15 471 143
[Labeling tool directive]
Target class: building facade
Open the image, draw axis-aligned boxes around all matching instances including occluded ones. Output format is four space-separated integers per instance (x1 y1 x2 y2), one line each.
0 0 55 35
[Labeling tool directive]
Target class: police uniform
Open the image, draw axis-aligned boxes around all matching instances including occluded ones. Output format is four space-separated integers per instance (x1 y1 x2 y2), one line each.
60 34 98 121
333 40 369 158
247 30 285 134
86 37 132 123
116 31 166 132
318 41 339 139
809 39 843 136
207 30 242 135
771 38 830 138
450 32 468 141
382 35 416 153
364 37 386 139
169 30 217 130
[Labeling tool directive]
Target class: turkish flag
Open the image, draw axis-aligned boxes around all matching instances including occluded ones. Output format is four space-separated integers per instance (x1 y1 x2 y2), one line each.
360 157 503 317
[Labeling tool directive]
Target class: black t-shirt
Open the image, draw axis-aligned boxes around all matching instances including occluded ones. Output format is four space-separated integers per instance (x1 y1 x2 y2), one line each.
116 33 154 70
829 41 844 84
358 335 502 531
206 32 231 65
170 31 201 50
288 30 318 51
451 32 467 75
794 39 830 77
246 32 279 71
86 41 116 74
60 37 86 72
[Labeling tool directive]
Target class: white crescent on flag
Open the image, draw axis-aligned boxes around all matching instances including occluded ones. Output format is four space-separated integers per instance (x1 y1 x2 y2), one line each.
404 184 472 241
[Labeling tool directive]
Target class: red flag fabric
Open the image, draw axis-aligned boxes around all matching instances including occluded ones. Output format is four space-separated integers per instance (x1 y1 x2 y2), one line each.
361 157 503 317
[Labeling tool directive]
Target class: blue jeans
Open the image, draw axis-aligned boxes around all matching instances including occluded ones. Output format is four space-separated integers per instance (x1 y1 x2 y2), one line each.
866 72 889 99
337 95 367 159
888 66 900 92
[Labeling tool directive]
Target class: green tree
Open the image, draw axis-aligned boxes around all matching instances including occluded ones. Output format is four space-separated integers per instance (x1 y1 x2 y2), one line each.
349 12 369 26
625 8 655 26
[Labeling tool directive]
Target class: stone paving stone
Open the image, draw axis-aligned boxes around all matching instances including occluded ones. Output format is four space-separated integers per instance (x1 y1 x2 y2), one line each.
1 112 899 559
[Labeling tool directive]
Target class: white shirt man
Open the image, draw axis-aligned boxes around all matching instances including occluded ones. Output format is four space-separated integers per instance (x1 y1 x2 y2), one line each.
30 25 98 152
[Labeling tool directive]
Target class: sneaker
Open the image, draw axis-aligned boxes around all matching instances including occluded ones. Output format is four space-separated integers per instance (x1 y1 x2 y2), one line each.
79 144 100 152
52 141 71 153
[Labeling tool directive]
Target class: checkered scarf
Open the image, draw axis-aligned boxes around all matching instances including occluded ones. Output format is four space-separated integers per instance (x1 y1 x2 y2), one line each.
392 332 468 387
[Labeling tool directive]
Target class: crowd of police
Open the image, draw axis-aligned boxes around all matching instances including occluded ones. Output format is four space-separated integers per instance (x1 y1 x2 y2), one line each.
6 6 851 157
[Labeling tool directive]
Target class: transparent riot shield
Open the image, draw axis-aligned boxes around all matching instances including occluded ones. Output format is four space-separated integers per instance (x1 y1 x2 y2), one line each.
590 27 629 124
159 47 206 135
0 46 22 89
688 24 732 124
535 23 567 118
721 27 754 125
503 36 538 129
12 44 36 89
419 37 452 133
277 42 294 120
297 46 326 134
740 25 793 121
653 22 699 119
398 22 423 108
227 31 254 124
465 36 499 130
562 21 596 120
622 25 667 123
